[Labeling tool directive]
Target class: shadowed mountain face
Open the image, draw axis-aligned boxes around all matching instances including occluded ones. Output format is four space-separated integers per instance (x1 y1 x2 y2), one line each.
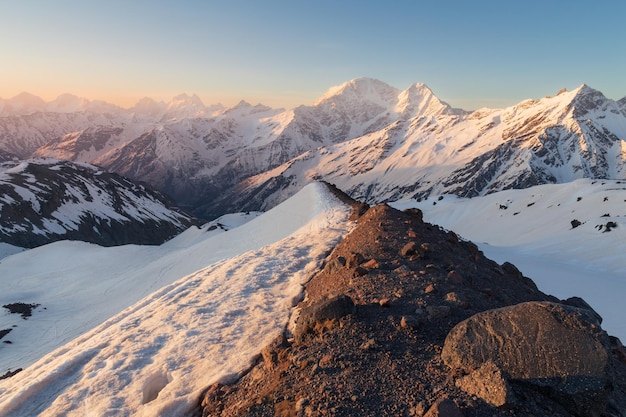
199 195 626 417
1 80 623 220
0 159 194 248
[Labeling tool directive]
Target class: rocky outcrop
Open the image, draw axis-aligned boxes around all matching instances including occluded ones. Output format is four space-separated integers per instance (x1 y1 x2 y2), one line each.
198 199 626 416
442 301 619 416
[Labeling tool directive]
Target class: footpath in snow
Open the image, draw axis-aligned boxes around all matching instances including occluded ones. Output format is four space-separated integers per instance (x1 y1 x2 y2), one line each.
0 182 352 417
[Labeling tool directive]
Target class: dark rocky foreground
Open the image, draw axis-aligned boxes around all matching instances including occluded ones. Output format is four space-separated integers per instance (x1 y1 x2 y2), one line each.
198 188 626 417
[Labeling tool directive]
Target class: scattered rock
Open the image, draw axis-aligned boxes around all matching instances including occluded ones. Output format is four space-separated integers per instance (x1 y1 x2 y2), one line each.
362 258 379 269
0 368 22 380
327 256 346 272
261 333 288 370
379 298 391 307
400 315 424 330
346 252 364 268
2 302 40 319
353 266 368 276
360 338 377 351
400 241 419 257
293 295 355 342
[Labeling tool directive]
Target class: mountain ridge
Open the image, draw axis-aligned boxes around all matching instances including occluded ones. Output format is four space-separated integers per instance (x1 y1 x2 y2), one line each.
0 158 195 247
2 79 625 220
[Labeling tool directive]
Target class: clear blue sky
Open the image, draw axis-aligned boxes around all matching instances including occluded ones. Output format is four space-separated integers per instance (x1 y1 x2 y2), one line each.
0 0 624 110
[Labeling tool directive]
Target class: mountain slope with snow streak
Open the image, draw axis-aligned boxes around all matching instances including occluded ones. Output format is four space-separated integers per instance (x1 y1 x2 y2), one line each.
0 158 193 247
0 182 352 417
391 178 626 341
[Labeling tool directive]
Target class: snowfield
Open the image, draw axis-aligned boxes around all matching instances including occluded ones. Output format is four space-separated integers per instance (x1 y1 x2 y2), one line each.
392 178 626 342
0 183 352 417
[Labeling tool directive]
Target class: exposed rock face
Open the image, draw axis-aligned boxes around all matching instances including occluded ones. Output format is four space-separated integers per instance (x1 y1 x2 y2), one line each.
442 302 616 415
198 195 626 416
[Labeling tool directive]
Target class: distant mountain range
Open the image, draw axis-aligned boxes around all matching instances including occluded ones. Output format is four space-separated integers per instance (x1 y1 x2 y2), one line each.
1 79 625 220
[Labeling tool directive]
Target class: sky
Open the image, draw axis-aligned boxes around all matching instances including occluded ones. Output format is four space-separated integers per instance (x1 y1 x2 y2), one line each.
0 0 625 110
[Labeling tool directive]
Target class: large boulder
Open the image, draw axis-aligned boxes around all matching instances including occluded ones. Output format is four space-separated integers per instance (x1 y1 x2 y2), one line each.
442 301 614 416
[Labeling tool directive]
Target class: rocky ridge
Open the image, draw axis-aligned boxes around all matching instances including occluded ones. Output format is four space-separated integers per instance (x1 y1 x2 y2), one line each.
199 187 626 416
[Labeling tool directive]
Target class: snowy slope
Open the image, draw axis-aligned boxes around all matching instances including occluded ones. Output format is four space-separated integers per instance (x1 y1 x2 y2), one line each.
0 183 352 417
391 179 626 341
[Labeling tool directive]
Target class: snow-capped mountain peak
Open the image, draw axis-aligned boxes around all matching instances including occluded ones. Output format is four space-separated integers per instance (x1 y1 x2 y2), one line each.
47 93 91 113
161 93 222 121
130 97 167 119
395 82 459 118
169 93 205 108
0 92 46 115
313 77 400 107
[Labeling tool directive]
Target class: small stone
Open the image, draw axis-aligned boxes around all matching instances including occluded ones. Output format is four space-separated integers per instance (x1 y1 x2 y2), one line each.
411 401 427 417
445 292 464 305
295 398 309 412
362 258 379 269
447 270 464 284
379 298 391 307
420 243 432 253
360 338 377 350
401 315 423 329
346 252 364 268
424 284 436 294
400 241 419 257
318 353 333 368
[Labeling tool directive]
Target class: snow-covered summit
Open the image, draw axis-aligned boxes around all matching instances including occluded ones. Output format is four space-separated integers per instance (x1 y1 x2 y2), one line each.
0 92 46 115
395 82 461 118
313 77 400 107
